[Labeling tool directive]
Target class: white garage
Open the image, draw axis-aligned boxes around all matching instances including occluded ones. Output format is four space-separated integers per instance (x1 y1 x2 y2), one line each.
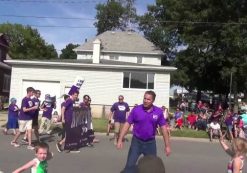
21 80 62 114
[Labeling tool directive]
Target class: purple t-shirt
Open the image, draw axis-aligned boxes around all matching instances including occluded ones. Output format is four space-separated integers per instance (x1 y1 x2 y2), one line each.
32 97 40 117
225 116 233 126
127 104 166 141
42 103 54 120
111 102 130 123
8 104 19 118
19 97 35 120
63 98 74 123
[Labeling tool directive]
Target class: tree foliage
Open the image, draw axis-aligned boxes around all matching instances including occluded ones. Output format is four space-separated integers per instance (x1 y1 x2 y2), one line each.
94 0 137 35
59 43 79 59
0 23 58 59
139 0 247 96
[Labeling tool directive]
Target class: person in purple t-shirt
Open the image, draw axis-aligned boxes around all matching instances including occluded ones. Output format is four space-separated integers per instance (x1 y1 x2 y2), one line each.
57 94 70 141
23 90 41 143
39 94 56 135
11 87 38 150
109 95 130 145
56 91 79 153
3 98 19 135
117 91 171 173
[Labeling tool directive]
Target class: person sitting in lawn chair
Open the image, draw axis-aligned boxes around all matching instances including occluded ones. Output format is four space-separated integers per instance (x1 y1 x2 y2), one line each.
209 119 222 142
175 117 183 130
186 111 198 129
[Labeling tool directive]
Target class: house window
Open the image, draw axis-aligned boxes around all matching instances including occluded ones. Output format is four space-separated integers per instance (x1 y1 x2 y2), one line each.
109 54 119 60
2 74 10 92
137 56 142 64
123 72 155 89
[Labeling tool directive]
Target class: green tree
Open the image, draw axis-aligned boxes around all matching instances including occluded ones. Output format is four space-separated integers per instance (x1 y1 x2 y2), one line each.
139 0 247 99
59 43 79 59
0 23 58 59
94 0 137 35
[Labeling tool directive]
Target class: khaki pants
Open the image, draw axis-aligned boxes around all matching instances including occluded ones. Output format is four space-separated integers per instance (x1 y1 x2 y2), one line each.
114 122 124 133
39 117 51 134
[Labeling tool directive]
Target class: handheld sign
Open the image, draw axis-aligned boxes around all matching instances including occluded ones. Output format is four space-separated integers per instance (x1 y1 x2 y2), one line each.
68 76 84 96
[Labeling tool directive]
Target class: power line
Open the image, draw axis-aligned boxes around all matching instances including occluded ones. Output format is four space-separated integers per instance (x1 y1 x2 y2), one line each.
0 0 104 3
1 14 247 26
29 24 95 28
0 14 96 20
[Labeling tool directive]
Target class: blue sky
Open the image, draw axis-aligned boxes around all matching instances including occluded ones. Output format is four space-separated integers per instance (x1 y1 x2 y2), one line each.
0 0 155 54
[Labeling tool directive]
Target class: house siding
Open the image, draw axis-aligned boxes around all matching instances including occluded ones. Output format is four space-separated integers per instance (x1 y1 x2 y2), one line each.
10 65 171 116
77 52 161 66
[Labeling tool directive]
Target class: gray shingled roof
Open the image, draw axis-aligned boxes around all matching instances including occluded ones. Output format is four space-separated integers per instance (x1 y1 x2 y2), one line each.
74 31 164 55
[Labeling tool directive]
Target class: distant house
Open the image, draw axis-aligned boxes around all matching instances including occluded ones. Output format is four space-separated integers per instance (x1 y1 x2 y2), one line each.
0 33 11 98
6 31 176 116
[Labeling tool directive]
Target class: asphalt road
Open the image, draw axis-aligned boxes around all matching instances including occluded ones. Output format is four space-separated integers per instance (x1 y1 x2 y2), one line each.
0 133 243 173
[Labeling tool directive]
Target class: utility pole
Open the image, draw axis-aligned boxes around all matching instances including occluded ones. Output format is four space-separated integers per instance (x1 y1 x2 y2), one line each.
229 71 233 109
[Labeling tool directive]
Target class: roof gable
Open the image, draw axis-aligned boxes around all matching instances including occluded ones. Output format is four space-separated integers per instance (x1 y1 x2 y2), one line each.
74 31 164 55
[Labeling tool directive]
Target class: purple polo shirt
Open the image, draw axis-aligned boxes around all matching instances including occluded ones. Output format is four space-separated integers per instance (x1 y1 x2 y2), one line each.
63 98 74 123
111 102 130 123
42 103 54 120
32 97 40 117
127 104 166 141
19 97 35 120
8 104 19 118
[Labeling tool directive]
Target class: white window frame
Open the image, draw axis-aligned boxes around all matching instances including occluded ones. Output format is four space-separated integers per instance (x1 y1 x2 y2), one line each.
137 56 143 64
122 72 155 89
2 74 10 92
109 54 119 61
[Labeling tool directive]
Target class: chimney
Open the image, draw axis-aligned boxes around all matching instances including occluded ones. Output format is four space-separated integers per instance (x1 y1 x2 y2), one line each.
92 39 101 64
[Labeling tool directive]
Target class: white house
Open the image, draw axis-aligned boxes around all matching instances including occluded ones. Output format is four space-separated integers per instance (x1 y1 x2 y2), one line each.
6 31 176 117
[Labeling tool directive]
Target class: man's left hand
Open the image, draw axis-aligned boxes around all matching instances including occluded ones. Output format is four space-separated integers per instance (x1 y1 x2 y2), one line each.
165 146 171 156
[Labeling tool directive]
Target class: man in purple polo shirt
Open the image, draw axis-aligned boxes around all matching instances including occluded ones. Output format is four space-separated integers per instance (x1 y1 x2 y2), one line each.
109 95 130 145
117 91 171 173
56 91 79 153
11 87 38 150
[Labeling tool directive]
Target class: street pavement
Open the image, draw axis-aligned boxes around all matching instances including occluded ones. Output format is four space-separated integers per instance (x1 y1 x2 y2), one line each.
0 131 245 173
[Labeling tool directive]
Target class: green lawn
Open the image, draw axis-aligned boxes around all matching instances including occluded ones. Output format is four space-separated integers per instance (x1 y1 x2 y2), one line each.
0 111 209 139
92 118 209 138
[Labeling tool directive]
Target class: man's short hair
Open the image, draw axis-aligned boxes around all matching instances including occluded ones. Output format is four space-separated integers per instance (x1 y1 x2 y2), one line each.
83 95 90 100
145 90 156 101
34 90 41 94
63 94 69 100
137 155 165 173
26 87 35 93
71 90 79 95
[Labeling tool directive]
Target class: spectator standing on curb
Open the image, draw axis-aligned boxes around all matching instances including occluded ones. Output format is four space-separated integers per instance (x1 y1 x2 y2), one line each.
109 95 130 145
117 91 171 173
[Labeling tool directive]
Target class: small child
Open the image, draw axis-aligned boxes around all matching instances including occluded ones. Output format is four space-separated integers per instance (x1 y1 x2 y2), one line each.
175 117 183 129
3 98 19 135
219 136 247 173
12 142 53 173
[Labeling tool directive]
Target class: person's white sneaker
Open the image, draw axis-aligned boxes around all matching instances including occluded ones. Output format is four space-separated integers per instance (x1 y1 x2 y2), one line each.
27 145 35 150
69 150 80 153
10 141 20 147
